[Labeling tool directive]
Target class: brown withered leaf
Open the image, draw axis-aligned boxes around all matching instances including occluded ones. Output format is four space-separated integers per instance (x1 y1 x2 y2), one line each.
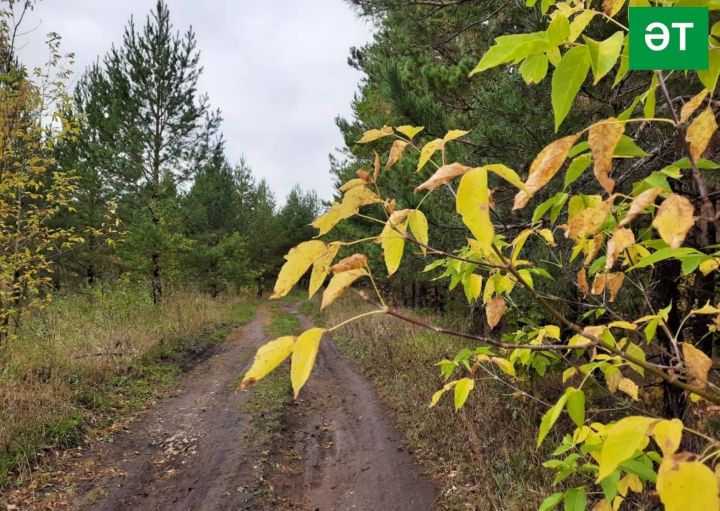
680 90 709 124
414 162 471 192
591 273 607 295
606 228 635 269
606 272 625 302
386 140 409 170
652 194 695 248
588 118 624 194
357 168 372 182
682 342 712 388
687 105 717 162
584 233 605 266
618 187 662 227
486 296 506 330
578 267 589 296
330 253 368 273
373 151 381 182
603 0 624 16
513 134 579 210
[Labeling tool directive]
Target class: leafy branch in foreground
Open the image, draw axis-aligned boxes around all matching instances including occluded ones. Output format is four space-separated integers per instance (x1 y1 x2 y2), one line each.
242 1 720 509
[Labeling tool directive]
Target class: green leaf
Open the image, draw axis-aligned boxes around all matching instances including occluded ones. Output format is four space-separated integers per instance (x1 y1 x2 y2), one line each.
566 388 586 427
564 154 592 189
453 377 475 411
600 470 621 501
614 135 649 157
563 487 587 511
552 46 591 131
539 492 564 511
584 32 624 84
630 247 701 270
698 45 720 91
644 75 658 119
520 53 549 84
470 32 550 75
547 15 570 46
537 389 571 447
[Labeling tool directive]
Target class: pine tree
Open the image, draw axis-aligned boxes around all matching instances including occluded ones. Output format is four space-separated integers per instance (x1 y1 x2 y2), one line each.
74 0 220 302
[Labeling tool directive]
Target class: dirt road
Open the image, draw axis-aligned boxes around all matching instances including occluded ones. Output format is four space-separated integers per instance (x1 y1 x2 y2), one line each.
59 306 436 510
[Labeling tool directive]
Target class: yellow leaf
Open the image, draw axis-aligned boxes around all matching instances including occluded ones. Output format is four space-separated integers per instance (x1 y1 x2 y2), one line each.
618 187 662 227
414 162 471 192
312 186 382 235
699 258 720 275
597 416 653 482
617 474 642 496
617 377 639 400
429 380 457 408
513 134 579 210
563 367 578 383
588 118 624 194
592 499 612 511
379 209 411 276
650 418 683 455
680 89 709 123
484 163 529 193
606 272 625 302
357 125 393 144
605 366 623 393
682 342 712 388
386 140 408 170
686 105 718 161
657 458 719 511
339 178 367 192
309 242 341 298
568 202 611 241
491 356 516 377
408 210 429 254
538 228 556 246
652 194 695 249
470 274 483 300
321 269 369 309
417 138 445 172
606 227 635 269
240 336 295 389
330 253 367 273
454 377 475 411
457 168 494 253
603 0 625 17
692 303 720 315
272 240 328 299
444 129 470 142
397 125 424 141
486 296 506 330
290 328 326 398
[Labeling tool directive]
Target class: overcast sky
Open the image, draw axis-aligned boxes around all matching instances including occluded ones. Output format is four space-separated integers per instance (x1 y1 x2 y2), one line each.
16 0 373 203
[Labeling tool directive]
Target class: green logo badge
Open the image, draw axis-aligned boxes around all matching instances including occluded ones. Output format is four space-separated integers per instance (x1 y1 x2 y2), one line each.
629 7 709 70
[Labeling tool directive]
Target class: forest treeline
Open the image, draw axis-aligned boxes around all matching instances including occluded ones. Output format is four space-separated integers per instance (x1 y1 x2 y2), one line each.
0 0 319 341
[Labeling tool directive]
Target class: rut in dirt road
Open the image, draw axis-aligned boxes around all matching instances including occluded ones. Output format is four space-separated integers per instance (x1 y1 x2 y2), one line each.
66 305 436 511
276 310 437 511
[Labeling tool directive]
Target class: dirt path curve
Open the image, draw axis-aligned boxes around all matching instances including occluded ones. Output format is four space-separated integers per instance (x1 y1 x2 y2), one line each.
65 305 436 511
276 309 437 511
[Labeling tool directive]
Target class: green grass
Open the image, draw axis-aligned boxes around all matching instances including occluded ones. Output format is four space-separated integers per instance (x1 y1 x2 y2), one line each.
237 303 299 508
0 285 258 488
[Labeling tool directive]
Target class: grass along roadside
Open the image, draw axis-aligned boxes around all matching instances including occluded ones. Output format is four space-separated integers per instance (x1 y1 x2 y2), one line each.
313 294 553 511
0 283 258 489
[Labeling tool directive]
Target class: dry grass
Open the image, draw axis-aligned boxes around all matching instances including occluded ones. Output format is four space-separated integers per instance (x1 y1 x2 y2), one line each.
0 283 257 487
318 295 556 511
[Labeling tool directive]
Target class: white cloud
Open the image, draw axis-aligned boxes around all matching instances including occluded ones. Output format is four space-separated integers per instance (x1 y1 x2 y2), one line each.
17 0 372 202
